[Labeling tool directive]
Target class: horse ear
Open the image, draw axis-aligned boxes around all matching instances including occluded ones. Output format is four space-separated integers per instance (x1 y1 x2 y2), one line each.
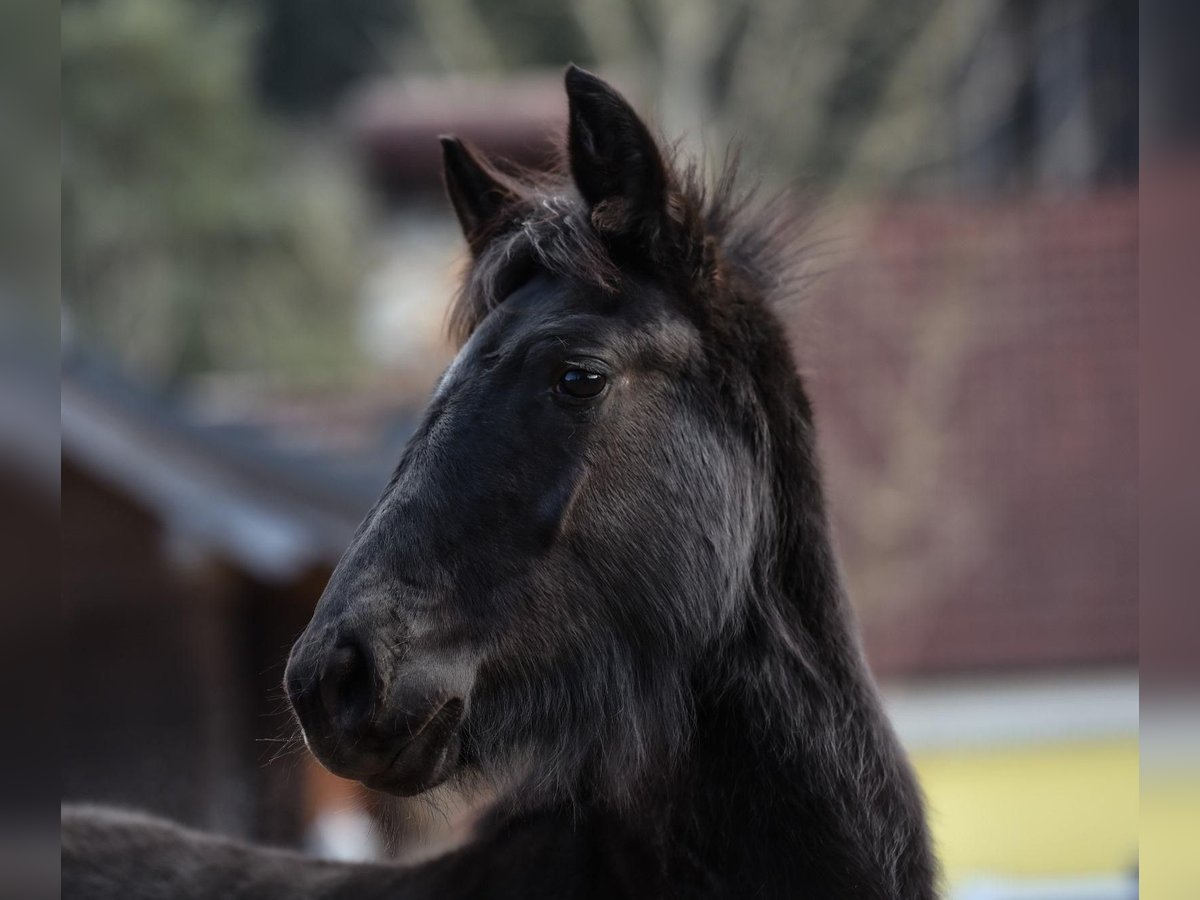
564 64 668 242
440 136 519 253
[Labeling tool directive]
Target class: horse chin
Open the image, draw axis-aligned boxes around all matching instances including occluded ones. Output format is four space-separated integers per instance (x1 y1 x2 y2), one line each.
362 699 465 797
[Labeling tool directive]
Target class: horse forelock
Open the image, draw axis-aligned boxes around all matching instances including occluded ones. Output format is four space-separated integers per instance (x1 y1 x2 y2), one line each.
447 149 810 350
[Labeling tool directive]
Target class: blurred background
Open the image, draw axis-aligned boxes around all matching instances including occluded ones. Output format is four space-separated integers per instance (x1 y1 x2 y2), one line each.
55 1 1145 897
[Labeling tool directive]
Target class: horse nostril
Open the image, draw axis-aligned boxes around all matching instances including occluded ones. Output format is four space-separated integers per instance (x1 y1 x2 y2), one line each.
318 640 375 734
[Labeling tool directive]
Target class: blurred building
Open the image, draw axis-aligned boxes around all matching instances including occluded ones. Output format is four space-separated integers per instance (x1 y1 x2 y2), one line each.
805 190 1137 895
60 349 412 850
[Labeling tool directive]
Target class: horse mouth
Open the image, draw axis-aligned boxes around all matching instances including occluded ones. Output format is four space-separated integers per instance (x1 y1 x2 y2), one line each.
362 697 465 796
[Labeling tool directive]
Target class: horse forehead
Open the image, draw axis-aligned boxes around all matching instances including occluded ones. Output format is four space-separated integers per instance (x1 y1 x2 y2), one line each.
495 278 700 366
475 277 618 343
503 273 579 316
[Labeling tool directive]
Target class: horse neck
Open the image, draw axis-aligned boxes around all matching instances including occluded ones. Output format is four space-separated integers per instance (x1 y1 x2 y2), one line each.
655 422 934 896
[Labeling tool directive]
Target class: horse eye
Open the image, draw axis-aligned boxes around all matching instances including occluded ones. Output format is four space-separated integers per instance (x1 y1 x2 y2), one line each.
557 368 607 399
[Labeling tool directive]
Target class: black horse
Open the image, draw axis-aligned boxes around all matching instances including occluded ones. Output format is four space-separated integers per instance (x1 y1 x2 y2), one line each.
63 66 937 899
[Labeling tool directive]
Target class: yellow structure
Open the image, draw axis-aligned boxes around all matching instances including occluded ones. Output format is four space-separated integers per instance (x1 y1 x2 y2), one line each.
912 739 1138 885
1140 761 1200 900
884 672 1139 897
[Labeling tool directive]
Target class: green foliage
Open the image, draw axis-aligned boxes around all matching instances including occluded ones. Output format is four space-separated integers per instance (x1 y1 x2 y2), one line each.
471 0 591 70
63 0 366 384
0 0 59 323
255 0 412 114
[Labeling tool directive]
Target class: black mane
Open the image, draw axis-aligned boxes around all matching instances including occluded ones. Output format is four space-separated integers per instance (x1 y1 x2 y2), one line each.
448 150 805 346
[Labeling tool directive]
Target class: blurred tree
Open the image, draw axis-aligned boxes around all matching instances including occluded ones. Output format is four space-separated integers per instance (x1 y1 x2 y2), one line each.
62 0 365 384
250 0 589 116
243 0 1135 201
563 0 1136 196
0 0 59 324
467 0 591 71
254 0 412 115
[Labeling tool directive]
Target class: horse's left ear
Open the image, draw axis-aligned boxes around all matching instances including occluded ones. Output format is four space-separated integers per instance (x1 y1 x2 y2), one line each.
564 64 668 244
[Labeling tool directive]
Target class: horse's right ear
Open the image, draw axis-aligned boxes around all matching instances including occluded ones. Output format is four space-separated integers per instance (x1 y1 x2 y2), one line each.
564 65 668 246
440 136 519 253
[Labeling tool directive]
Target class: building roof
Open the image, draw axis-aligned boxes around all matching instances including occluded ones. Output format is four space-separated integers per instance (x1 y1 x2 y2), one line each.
61 351 411 583
345 73 564 198
803 189 1137 677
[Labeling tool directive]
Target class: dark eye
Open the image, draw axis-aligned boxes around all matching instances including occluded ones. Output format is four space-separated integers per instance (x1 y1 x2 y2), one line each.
557 368 607 399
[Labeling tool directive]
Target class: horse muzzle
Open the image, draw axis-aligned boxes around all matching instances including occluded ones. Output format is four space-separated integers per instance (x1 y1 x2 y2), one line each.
285 627 471 796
